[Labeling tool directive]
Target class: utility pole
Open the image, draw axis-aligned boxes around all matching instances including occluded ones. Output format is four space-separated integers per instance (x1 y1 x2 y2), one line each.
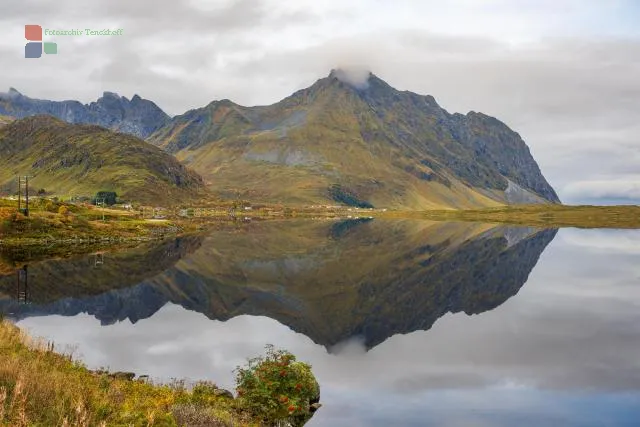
95 197 106 221
25 176 30 216
17 175 33 216
94 253 104 267
17 265 29 304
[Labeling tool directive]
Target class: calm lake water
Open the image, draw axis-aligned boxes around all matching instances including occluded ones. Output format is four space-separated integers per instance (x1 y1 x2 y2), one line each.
1 219 639 426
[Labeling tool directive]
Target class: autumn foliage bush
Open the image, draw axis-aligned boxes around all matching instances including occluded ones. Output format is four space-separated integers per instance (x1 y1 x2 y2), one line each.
0 208 26 235
234 345 320 426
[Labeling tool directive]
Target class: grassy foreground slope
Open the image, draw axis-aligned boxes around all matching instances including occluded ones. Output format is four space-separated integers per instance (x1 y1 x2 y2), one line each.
0 320 257 426
0 116 205 205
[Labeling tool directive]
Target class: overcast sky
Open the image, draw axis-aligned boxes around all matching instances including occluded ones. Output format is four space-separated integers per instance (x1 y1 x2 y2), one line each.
1 0 639 204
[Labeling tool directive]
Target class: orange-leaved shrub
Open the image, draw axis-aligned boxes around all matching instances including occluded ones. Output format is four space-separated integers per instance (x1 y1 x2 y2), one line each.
0 208 25 235
234 344 320 426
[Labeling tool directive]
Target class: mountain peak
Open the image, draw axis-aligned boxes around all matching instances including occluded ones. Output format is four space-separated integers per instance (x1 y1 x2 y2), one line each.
0 89 169 139
4 88 23 99
148 70 559 207
328 68 373 90
101 91 123 100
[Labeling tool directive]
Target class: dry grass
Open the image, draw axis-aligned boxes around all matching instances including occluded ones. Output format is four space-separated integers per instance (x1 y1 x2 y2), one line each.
171 404 235 427
0 319 258 426
378 204 640 229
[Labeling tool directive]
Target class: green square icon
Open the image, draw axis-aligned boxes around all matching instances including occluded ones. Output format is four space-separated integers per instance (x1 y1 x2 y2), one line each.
43 42 57 54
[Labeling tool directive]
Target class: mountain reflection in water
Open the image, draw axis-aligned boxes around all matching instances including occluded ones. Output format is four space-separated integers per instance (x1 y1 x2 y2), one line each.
0 220 556 350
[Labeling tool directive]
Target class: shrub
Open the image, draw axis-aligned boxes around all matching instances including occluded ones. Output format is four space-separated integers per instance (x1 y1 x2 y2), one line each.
42 200 59 213
0 208 25 234
58 206 70 216
234 345 320 426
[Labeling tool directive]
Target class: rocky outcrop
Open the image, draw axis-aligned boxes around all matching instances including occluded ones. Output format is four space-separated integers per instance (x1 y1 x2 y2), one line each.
0 88 169 139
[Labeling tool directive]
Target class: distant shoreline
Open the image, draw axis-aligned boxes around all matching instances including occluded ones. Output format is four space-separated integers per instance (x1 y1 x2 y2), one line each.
2 201 639 252
378 204 640 229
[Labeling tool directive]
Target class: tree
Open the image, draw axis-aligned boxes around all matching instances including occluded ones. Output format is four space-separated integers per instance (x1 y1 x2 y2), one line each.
94 191 117 206
234 345 321 426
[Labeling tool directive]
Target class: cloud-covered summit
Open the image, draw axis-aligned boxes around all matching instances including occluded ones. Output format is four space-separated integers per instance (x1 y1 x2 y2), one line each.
329 68 372 90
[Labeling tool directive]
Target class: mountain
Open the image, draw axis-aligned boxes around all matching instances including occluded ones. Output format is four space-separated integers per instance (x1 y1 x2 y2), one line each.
0 220 558 350
0 88 169 139
149 70 560 209
0 116 204 204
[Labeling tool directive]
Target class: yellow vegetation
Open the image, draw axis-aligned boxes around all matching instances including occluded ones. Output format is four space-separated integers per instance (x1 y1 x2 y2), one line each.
0 319 258 426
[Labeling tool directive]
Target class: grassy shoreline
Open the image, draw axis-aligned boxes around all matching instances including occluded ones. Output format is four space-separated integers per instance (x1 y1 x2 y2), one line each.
377 204 640 229
0 319 259 426
0 198 348 246
2 201 639 250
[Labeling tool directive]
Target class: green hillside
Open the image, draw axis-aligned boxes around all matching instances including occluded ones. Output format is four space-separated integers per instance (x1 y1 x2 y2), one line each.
0 115 205 205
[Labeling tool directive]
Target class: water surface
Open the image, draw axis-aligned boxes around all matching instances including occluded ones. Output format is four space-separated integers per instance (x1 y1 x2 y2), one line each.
1 220 639 426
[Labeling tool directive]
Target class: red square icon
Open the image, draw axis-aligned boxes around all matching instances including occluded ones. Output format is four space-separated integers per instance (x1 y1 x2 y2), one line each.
25 25 42 41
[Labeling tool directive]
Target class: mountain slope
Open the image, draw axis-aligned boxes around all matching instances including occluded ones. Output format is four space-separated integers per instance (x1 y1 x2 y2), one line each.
149 70 559 209
0 88 169 139
0 116 204 204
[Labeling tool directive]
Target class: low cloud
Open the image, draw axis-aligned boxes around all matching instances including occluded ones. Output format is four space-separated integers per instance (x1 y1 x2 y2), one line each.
331 67 371 89
562 177 640 203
